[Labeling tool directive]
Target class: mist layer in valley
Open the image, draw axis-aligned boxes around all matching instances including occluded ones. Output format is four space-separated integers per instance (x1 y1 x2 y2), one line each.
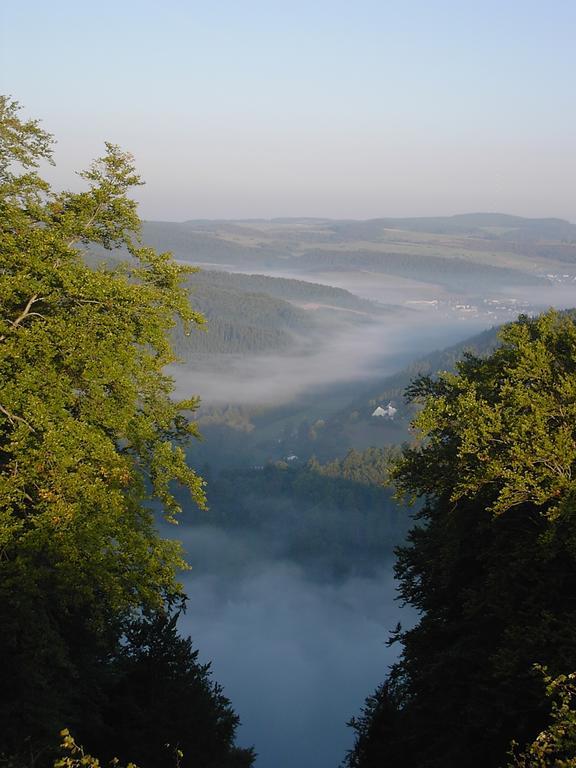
172 311 488 408
176 526 407 768
168 315 492 768
158 214 576 768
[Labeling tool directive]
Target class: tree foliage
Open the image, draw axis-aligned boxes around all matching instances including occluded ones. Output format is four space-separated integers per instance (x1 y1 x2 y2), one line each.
86 604 255 768
54 729 137 768
346 311 576 768
0 97 252 766
396 310 576 515
508 667 576 768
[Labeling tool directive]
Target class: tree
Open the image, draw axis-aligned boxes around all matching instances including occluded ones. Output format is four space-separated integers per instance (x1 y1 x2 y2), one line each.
346 311 576 768
53 729 138 768
508 667 576 768
0 96 222 761
87 603 255 768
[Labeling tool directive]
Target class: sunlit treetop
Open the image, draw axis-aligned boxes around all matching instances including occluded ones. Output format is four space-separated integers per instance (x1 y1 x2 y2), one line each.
0 95 206 617
394 309 576 517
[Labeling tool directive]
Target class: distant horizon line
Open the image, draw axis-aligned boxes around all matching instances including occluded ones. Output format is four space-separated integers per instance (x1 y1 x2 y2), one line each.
141 211 576 226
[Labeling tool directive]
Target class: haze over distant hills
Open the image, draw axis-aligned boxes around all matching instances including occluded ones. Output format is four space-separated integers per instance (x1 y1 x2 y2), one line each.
142 213 576 294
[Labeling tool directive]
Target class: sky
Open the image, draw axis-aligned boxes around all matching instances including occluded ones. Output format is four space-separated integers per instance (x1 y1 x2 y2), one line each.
1 0 575 221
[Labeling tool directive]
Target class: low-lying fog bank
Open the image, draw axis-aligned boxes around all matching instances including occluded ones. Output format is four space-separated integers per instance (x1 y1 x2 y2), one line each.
171 262 570 409
172 310 490 407
176 526 411 768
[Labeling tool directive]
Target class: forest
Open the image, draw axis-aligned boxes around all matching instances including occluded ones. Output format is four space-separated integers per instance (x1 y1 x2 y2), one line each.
1 95 576 768
179 448 408 579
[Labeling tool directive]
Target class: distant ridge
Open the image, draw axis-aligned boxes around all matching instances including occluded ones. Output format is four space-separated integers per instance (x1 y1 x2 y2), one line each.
144 212 576 244
140 214 576 286
327 213 576 240
156 212 575 229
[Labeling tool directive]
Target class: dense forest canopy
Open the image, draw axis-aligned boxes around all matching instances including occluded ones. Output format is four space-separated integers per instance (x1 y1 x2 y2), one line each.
187 269 391 313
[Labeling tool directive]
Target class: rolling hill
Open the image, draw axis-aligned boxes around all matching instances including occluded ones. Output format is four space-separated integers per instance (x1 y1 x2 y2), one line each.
141 214 576 292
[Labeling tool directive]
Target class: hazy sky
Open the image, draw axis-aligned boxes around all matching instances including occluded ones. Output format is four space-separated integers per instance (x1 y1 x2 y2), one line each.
1 0 575 221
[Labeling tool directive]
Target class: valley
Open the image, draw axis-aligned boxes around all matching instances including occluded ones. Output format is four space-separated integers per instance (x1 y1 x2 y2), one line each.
155 214 576 767
6 10 576 767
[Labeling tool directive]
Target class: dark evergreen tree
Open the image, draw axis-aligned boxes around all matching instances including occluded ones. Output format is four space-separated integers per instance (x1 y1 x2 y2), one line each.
87 604 255 768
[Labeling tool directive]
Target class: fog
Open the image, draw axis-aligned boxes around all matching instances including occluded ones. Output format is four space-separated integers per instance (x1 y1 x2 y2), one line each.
177 526 410 768
166 264 574 768
173 308 489 408
171 265 575 410
503 282 576 313
192 263 449 305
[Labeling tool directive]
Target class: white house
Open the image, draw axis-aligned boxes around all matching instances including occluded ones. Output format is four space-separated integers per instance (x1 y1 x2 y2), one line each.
372 402 397 419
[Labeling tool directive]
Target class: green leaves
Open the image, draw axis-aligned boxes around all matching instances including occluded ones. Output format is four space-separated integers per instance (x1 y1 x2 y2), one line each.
395 311 576 516
508 667 576 768
54 729 137 768
347 310 576 768
0 99 208 755
0 98 257 767
0 95 54 175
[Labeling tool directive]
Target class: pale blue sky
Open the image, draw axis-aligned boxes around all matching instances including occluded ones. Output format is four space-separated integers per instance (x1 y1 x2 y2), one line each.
1 0 575 220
